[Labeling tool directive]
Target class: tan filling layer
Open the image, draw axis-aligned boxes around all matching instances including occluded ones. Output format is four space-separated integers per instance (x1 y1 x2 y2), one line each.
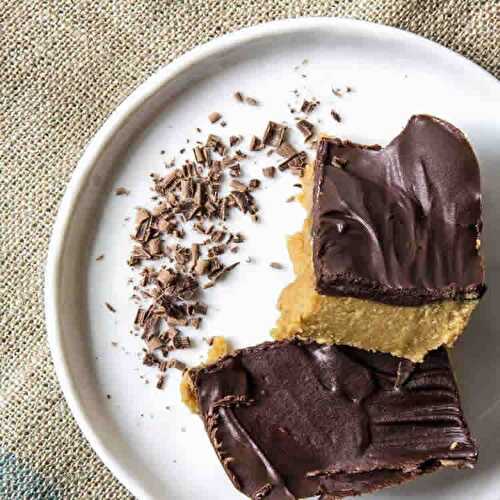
271 164 477 362
180 336 230 413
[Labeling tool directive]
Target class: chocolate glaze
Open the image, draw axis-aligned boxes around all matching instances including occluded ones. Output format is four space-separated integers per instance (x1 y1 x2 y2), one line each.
313 115 485 306
193 340 477 499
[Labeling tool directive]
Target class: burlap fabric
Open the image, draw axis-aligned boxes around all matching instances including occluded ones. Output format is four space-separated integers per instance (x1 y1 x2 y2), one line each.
0 1 498 498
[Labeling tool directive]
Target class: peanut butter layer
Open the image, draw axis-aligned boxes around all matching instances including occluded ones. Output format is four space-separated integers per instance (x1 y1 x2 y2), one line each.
272 164 478 362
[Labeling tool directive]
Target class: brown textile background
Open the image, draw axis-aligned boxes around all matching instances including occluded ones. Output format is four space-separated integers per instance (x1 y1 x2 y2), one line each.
0 1 498 498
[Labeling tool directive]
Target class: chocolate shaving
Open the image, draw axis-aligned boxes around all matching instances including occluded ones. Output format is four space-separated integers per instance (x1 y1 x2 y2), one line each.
145 238 162 257
194 259 211 275
230 179 248 192
262 121 286 147
156 374 166 389
193 146 207 164
248 179 260 190
189 243 200 271
193 302 208 315
278 151 307 176
134 209 152 241
208 244 227 257
105 302 116 313
147 336 163 352
296 119 314 140
234 91 244 102
211 261 240 283
173 335 191 349
300 99 318 113
134 307 148 326
206 134 226 155
208 111 222 123
166 327 179 340
167 316 189 327
167 358 186 371
143 352 158 366
276 142 297 158
229 135 241 147
230 191 250 213
193 181 205 206
115 187 130 196
229 164 241 177
331 109 342 122
222 156 238 167
190 317 202 329
249 136 264 151
270 262 283 269
245 96 258 106
210 230 226 243
157 268 175 287
234 149 247 160
262 166 276 178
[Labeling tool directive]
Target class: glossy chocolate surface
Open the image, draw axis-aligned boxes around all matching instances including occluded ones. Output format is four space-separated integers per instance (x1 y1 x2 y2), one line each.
193 340 477 499
313 115 485 305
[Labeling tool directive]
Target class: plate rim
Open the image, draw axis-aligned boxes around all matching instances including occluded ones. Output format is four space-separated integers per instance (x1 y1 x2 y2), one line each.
44 16 499 499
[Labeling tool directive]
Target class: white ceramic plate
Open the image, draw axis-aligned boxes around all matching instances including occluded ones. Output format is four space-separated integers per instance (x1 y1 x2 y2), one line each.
45 18 500 500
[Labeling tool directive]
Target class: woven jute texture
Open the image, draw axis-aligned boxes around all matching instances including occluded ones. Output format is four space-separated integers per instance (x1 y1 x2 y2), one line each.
0 1 498 498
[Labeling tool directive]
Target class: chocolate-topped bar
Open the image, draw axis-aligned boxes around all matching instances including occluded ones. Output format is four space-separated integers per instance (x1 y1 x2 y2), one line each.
313 115 485 306
191 339 477 499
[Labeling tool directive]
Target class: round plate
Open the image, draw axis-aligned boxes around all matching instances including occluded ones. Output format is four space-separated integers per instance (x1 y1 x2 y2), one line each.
45 18 500 500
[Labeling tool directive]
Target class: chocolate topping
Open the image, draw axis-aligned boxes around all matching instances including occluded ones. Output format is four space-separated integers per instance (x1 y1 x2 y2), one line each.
313 115 485 306
193 340 477 499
